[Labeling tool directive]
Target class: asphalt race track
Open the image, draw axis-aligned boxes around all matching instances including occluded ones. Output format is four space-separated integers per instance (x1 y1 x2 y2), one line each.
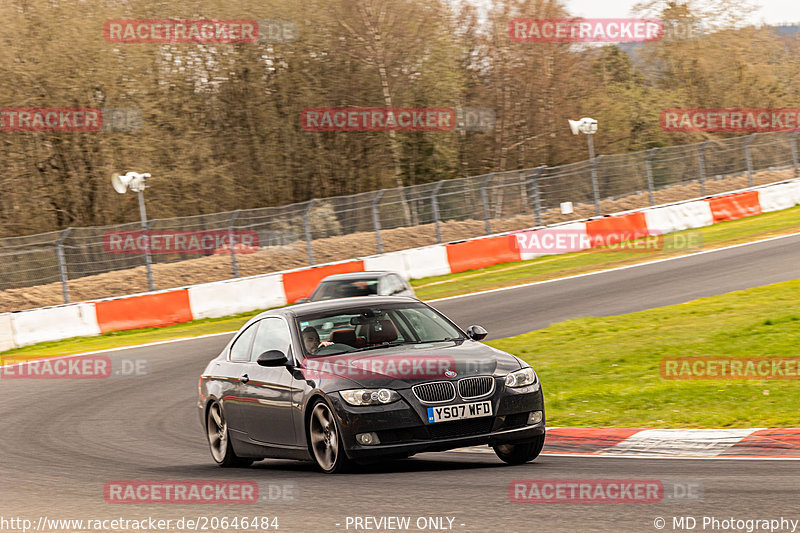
1 235 799 533
433 233 800 338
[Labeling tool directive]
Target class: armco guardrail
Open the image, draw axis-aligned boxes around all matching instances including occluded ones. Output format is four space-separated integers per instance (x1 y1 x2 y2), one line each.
2 178 799 351
1 131 798 307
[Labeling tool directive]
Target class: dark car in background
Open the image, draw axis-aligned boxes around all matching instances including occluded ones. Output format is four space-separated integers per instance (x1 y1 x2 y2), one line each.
302 271 416 302
198 296 545 473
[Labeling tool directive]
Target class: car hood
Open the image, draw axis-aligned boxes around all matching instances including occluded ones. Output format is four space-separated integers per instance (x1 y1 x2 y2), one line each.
298 340 524 389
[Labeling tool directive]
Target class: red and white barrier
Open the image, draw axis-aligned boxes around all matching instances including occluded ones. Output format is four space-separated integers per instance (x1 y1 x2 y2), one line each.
0 314 16 351
11 303 101 346
363 251 412 279
514 222 592 261
188 273 286 319
644 200 714 234
708 190 762 223
759 181 800 213
3 178 799 349
401 246 451 279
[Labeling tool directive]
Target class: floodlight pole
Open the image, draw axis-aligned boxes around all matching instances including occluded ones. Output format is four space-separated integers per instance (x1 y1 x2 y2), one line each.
137 189 155 292
586 133 601 215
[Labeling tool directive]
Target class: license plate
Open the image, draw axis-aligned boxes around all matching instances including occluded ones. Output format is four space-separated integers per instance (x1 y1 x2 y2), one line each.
427 401 493 423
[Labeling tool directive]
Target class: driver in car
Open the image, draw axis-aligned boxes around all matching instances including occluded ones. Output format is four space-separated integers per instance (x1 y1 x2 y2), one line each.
302 326 332 354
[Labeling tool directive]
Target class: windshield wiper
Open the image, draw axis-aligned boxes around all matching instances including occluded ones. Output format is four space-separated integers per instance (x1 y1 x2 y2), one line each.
349 338 460 352
391 338 460 344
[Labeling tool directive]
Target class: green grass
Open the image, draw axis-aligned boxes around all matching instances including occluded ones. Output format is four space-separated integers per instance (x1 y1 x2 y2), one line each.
414 205 800 300
487 279 800 428
1 205 799 361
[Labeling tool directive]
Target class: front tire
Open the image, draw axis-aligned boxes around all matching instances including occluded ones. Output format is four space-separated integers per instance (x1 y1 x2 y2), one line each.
206 401 253 468
308 399 352 473
493 433 545 465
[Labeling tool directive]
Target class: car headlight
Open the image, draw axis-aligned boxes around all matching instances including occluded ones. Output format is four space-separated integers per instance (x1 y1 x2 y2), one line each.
340 388 400 406
505 367 538 388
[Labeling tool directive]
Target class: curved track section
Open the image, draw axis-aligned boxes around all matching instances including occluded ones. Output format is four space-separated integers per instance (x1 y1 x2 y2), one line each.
1 235 799 532
435 234 800 338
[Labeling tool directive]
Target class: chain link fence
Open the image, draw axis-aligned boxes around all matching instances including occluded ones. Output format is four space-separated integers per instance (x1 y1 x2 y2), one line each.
1 131 798 308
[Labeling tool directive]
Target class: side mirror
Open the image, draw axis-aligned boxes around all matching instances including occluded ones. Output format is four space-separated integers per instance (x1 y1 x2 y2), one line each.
466 325 488 341
257 350 289 367
296 298 310 304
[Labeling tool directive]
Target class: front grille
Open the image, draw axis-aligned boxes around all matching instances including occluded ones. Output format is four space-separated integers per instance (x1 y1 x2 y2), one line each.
458 376 495 399
412 381 456 403
427 418 494 439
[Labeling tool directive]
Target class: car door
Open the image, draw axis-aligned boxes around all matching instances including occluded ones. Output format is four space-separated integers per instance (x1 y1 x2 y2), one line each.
221 322 258 433
238 317 298 446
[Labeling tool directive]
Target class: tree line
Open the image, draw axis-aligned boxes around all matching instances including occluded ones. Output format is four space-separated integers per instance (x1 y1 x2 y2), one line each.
0 0 794 237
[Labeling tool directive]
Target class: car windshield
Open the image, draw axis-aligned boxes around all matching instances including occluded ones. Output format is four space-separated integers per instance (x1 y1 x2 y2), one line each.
296 302 464 357
311 279 379 301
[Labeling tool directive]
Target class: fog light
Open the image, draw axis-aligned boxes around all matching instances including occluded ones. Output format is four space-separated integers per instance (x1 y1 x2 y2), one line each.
527 411 543 425
356 432 381 445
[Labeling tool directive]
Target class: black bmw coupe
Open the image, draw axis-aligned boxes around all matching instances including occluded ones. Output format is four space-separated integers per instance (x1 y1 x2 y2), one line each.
198 296 545 473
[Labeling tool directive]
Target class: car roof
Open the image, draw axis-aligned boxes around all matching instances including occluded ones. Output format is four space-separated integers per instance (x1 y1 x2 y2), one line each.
318 271 394 281
254 296 422 321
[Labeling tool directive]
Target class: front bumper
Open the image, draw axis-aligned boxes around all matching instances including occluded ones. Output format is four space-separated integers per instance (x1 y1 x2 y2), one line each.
329 380 545 461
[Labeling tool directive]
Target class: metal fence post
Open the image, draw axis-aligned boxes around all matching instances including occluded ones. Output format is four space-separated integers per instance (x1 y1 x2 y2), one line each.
303 199 315 266
371 190 385 254
528 165 546 226
431 181 445 243
792 131 799 179
645 148 657 205
137 190 154 292
56 227 72 304
590 155 603 216
745 133 756 187
227 210 241 278
697 141 710 196
480 174 493 235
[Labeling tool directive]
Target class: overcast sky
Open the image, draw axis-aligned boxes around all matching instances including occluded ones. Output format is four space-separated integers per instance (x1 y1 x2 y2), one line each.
563 0 800 25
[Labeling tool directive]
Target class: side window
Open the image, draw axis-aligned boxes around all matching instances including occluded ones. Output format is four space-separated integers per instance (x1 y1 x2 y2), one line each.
250 317 291 362
230 323 258 362
311 282 335 301
391 275 407 293
378 277 390 295
383 276 398 295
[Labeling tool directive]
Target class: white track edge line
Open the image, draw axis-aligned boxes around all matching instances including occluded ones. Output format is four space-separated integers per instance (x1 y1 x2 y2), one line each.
429 231 800 303
1 330 236 367
445 450 800 461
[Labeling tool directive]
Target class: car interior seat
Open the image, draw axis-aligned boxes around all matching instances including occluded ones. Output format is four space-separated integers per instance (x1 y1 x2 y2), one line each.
330 328 367 348
364 319 398 345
